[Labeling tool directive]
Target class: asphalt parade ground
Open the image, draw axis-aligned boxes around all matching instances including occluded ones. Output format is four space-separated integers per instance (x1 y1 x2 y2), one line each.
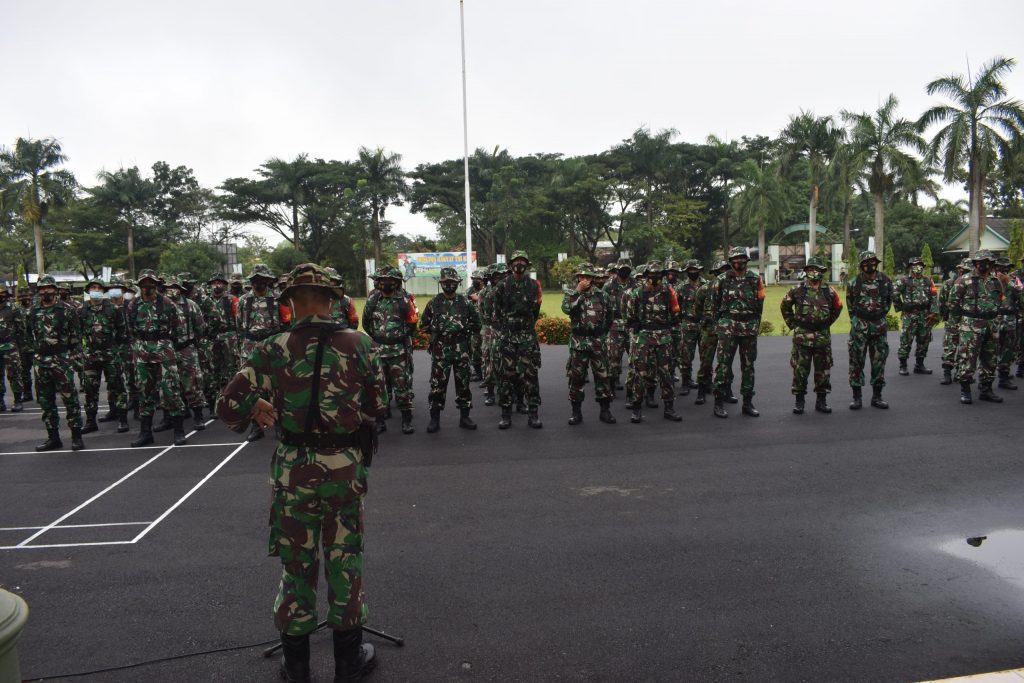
2 330 1023 682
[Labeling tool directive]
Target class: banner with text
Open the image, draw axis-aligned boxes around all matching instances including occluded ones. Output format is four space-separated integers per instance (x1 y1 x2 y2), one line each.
397 252 477 280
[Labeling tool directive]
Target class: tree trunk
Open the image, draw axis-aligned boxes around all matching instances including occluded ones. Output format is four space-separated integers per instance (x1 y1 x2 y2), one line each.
292 204 300 248
808 185 818 261
758 222 766 282
843 204 852 262
33 219 45 276
873 192 885 264
971 165 984 256
371 210 382 264
128 224 136 280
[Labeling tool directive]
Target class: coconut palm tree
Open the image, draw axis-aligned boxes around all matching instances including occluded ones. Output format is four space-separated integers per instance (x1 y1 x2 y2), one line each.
732 160 788 278
357 147 407 264
920 56 1024 255
781 112 843 259
0 137 77 276
826 139 867 261
89 167 157 279
843 95 926 262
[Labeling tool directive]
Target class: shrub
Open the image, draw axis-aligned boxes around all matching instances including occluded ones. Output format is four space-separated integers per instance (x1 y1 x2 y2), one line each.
886 312 900 331
759 320 775 336
535 316 571 345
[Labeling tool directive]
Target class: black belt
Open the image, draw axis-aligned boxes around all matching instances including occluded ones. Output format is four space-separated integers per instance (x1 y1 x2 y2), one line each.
279 430 361 449
639 322 673 330
796 320 830 332
726 312 759 322
135 331 170 342
572 329 605 337
964 312 998 320
902 304 928 312
245 330 274 342
37 344 67 355
174 338 197 351
854 310 885 321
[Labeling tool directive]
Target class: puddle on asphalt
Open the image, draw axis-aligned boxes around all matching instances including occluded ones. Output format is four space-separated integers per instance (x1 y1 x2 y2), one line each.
938 529 1024 589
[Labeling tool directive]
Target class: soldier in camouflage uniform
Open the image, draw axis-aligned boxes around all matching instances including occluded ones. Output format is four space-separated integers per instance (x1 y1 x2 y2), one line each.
938 259 972 385
1015 256 1024 378
325 268 360 330
710 247 765 418
0 284 26 412
16 288 35 402
894 255 938 376
236 265 283 441
166 276 209 431
229 274 245 298
603 258 633 396
674 259 704 397
420 267 482 433
28 275 85 451
780 258 844 414
846 251 894 410
994 256 1021 390
78 278 129 434
479 263 506 406
127 270 188 447
362 266 418 433
218 263 382 683
624 261 682 423
562 262 615 425
493 251 544 429
693 261 727 405
203 273 240 408
467 268 487 381
949 250 1005 404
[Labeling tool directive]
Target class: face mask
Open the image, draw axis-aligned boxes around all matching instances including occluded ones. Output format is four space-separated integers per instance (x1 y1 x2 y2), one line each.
863 264 877 274
212 286 225 296
806 271 824 283
379 282 396 294
123 292 135 301
441 282 458 295
512 264 528 275
976 262 990 274
911 265 923 275
687 271 700 281
141 286 156 297
648 277 662 287
618 269 631 279
88 290 104 300
181 285 193 296
732 261 746 274
230 286 242 295
108 288 122 298
253 284 267 295
666 273 677 283
41 293 56 304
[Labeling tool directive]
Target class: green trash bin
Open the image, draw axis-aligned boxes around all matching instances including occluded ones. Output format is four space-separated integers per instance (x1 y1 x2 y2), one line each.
0 588 28 683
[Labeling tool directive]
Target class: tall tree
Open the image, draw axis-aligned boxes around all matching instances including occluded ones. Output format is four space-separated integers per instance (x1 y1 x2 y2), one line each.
704 135 744 253
781 112 842 259
89 167 157 279
827 140 866 261
732 160 788 277
921 56 1024 255
356 147 407 264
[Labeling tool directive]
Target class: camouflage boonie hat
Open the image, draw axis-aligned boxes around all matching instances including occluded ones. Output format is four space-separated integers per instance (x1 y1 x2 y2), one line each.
509 250 530 265
714 260 730 272
727 246 749 260
858 251 879 264
646 260 665 274
605 262 618 273
280 263 344 301
37 274 57 288
574 262 600 277
86 277 105 289
323 267 345 287
634 263 648 277
617 258 633 270
177 272 197 284
137 269 162 285
164 275 183 289
471 268 486 279
106 275 125 289
229 274 244 285
664 259 681 272
972 250 995 262
685 259 704 271
438 266 462 282
805 257 827 271
995 256 1011 267
907 256 924 266
492 263 509 275
248 263 276 281
958 258 972 270
207 272 229 284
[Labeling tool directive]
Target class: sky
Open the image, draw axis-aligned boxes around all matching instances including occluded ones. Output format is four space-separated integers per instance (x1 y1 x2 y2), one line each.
3 0 1023 243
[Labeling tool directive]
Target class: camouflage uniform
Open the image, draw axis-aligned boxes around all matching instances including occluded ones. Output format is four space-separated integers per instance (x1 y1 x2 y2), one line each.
167 278 208 426
846 251 894 409
479 264 505 405
493 251 543 427
324 269 359 330
202 274 240 401
562 263 614 423
995 258 1021 389
79 279 128 429
217 264 384 679
625 262 682 421
894 257 937 374
362 267 418 426
674 260 705 393
1015 260 1024 377
467 270 487 380
602 260 634 390
693 261 727 404
237 264 283 366
17 291 34 401
939 261 971 384
711 248 765 416
0 285 26 411
949 251 1004 403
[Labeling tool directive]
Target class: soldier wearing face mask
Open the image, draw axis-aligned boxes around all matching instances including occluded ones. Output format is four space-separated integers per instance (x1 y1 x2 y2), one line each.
948 250 1005 404
709 247 765 418
674 259 705 397
466 269 487 382
562 263 615 426
362 267 419 434
625 261 682 423
938 259 972 385
202 273 239 409
237 264 283 441
693 261 728 406
0 284 26 413
164 276 209 432
602 259 634 397
846 251 893 410
894 256 938 376
993 257 1020 390
16 288 35 402
78 278 129 434
493 251 544 429
479 264 506 407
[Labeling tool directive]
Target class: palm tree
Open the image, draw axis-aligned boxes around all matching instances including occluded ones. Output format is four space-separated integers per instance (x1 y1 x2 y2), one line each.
89 167 156 279
843 95 926 263
781 112 843 259
826 139 866 261
705 135 743 253
920 56 1024 255
732 160 788 278
0 137 77 276
357 147 407 264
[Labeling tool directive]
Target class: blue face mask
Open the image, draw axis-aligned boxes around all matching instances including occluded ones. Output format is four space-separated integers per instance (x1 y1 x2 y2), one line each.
88 290 105 301
108 288 123 298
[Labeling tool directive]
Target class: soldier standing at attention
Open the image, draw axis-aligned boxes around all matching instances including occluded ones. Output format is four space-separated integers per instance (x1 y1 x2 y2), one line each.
625 261 681 423
467 268 487 382
362 267 418 434
693 261 727 405
203 273 239 407
894 255 938 376
79 278 129 434
994 257 1020 390
603 259 633 397
562 263 615 425
16 288 35 402
29 275 84 451
0 284 26 412
479 264 506 407
938 259 971 385
846 251 894 410
166 276 209 431
236 264 282 441
218 263 383 683
710 247 765 419
949 250 1004 404
493 251 544 429
420 267 482 433
780 258 844 414
674 260 705 397
1015 255 1024 379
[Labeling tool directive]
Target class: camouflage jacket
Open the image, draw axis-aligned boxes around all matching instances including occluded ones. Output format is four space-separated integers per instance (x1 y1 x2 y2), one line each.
362 291 418 358
329 295 360 330
894 274 937 315
28 302 82 368
203 294 239 338
171 295 207 349
562 287 612 352
998 274 1021 319
421 293 482 352
948 272 1003 321
780 282 843 348
467 283 486 314
218 315 387 469
494 275 542 341
846 273 893 336
478 285 496 328
603 276 634 324
79 300 128 356
126 294 180 363
694 281 715 331
939 274 959 321
16 301 34 352
674 278 704 332
237 292 281 342
626 284 680 347
0 301 26 353
711 271 765 337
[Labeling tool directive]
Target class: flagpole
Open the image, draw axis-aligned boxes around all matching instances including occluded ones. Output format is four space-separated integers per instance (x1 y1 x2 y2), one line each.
460 0 473 282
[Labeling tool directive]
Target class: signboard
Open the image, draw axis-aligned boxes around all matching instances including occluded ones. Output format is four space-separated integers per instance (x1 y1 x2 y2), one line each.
397 252 477 280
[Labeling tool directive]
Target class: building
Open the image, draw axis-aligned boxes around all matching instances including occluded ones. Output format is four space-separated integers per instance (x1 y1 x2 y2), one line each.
942 217 1020 255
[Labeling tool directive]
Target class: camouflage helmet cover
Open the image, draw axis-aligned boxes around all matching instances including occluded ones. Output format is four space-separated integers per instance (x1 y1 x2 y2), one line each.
805 257 827 271
438 266 463 282
685 259 704 270
727 246 749 261
509 250 530 265
248 263 276 281
972 249 995 262
137 269 162 285
37 274 58 288
858 251 879 264
280 263 344 301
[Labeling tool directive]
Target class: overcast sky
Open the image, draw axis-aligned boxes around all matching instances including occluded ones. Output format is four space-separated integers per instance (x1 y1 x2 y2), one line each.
3 0 1023 242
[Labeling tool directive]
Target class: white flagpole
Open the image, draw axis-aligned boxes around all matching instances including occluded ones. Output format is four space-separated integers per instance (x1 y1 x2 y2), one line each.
460 0 473 283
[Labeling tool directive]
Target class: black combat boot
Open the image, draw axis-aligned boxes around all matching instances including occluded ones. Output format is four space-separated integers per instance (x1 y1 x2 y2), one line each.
870 386 889 409
246 422 264 442
1017 362 1024 378
81 411 99 434
426 407 441 433
332 627 376 683
688 378 699 389
35 429 63 452
725 385 738 404
940 367 953 385
679 379 691 397
172 415 188 446
22 386 32 402
978 383 1003 403
401 409 415 434
898 359 909 376
0 397 7 412
375 416 387 433
498 409 512 429
630 403 642 423
793 393 805 415
598 399 616 424
614 377 625 391
483 387 495 406
131 416 154 447
117 408 130 434
70 428 85 451
527 410 542 428
959 382 973 404
997 370 1018 390
815 392 832 414
913 359 932 375
11 399 23 412
663 400 682 422
694 383 707 405
383 405 392 420
152 410 173 433
713 398 728 418
741 397 759 417
279 632 311 683
849 387 862 410
459 407 477 430
644 387 658 408
98 407 117 422
471 365 483 382
192 406 206 431
568 401 583 425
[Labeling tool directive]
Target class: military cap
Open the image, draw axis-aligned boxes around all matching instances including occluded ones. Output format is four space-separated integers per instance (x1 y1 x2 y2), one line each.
805 257 827 271
646 260 665 274
714 260 730 272
907 256 924 266
492 263 509 275
85 277 105 289
207 272 229 285
605 262 618 273
958 258 972 270
280 263 344 301
438 266 463 282
509 250 530 265
37 274 58 288
471 268 486 279
684 259 704 270
248 263 276 281
727 246 749 261
634 263 648 277
617 258 633 270
137 269 162 285
177 272 197 284
664 259 681 272
971 250 995 262
858 251 879 264
574 262 600 277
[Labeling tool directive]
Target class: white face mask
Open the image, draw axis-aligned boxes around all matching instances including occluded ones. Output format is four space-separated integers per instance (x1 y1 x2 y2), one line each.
88 290 104 300
123 292 135 301
108 288 123 298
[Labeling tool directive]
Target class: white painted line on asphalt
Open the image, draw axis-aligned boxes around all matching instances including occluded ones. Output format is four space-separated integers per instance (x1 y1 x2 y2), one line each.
0 540 136 550
0 521 152 532
131 440 250 543
0 441 244 456
922 667 1024 681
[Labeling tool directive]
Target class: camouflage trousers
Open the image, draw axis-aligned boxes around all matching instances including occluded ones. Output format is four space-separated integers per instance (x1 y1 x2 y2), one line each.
209 336 238 396
714 335 757 399
696 327 717 386
0 347 24 400
35 361 82 431
379 349 414 410
607 322 629 382
428 342 472 410
469 330 482 372
676 328 700 383
790 344 833 394
198 339 217 405
567 344 611 403
955 318 998 385
496 334 542 410
848 330 889 388
21 351 33 397
480 326 496 389
269 446 368 636
941 318 961 369
997 319 1018 371
82 352 126 415
136 356 185 418
898 312 932 361
626 341 673 405
175 344 206 409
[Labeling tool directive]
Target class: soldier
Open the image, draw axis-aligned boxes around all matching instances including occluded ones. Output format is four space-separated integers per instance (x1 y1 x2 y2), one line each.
237 264 283 441
710 247 765 418
562 262 615 425
493 251 544 429
467 268 487 381
1015 255 1024 378
693 261 727 405
78 278 129 434
479 263 506 407
674 259 705 397
948 250 1004 404
994 257 1020 390
217 263 382 683
846 251 894 410
166 276 209 431
780 258 844 414
127 269 188 447
420 267 482 433
28 275 85 451
16 288 34 402
325 268 359 330
229 274 245 298
894 255 938 376
0 284 26 412
625 261 682 423
603 259 633 396
362 266 418 433
938 259 972 385
203 273 240 407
